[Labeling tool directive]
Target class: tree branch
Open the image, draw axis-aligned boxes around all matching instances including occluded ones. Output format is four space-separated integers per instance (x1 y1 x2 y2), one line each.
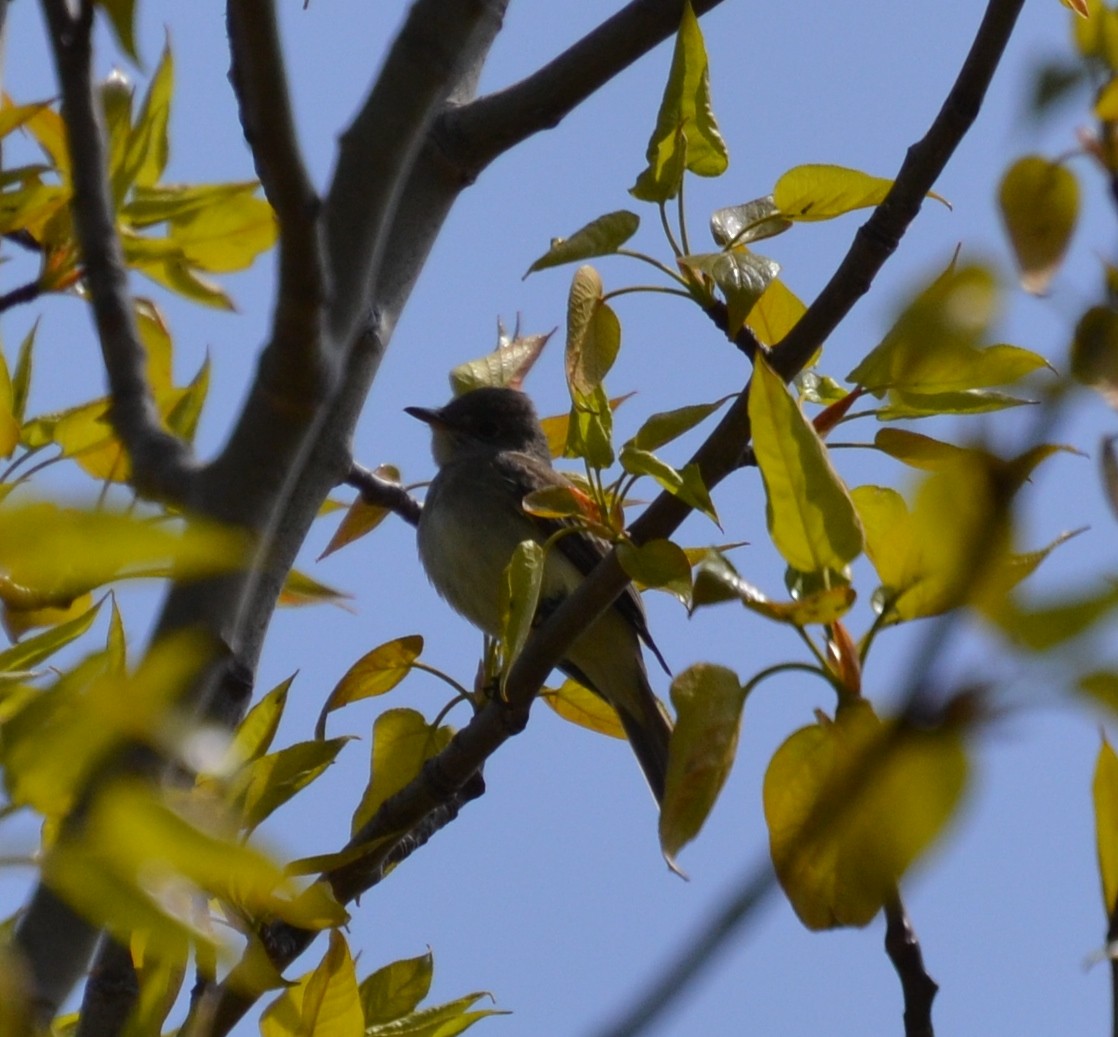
443 0 729 176
885 893 938 1037
227 0 328 400
346 461 422 527
39 0 194 503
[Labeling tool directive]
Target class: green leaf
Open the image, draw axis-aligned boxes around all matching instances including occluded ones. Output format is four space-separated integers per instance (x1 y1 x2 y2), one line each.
498 540 545 681
131 256 234 309
525 211 640 276
876 388 1033 420
749 356 863 573
1095 737 1118 916
351 709 453 836
316 635 424 738
168 190 277 273
619 445 718 524
261 930 364 1037
873 428 975 471
449 327 552 396
998 155 1079 294
630 0 727 202
95 0 140 63
660 664 744 869
233 737 352 831
764 701 967 930
985 577 1118 651
278 569 353 608
165 354 210 442
11 319 38 423
629 396 732 452
0 597 103 675
616 539 692 604
773 163 947 221
364 994 507 1037
678 248 779 334
229 675 293 765
564 384 616 469
709 196 791 247
1071 306 1118 405
123 181 261 227
360 951 434 1026
124 43 173 190
565 266 620 397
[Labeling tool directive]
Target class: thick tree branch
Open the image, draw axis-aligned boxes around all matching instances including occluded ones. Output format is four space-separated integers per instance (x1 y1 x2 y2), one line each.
442 0 728 174
885 893 938 1037
39 0 193 503
227 0 328 399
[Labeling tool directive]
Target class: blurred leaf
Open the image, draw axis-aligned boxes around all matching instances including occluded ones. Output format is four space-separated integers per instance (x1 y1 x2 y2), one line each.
540 678 625 739
1095 737 1118 916
351 709 452 836
278 570 353 609
998 156 1078 294
1080 672 1118 717
24 103 70 178
0 596 102 671
0 99 52 141
261 930 364 1037
709 196 791 247
319 466 401 560
873 428 976 471
1074 0 1118 67
0 346 16 460
678 248 779 334
498 540 544 682
630 0 727 201
124 44 172 189
1071 306 1118 406
1104 437 1118 520
764 701 967 930
750 356 863 573
233 737 352 832
986 579 1118 651
95 0 140 62
660 664 744 869
746 278 807 348
133 298 173 393
228 674 293 766
167 190 276 273
525 211 640 276
773 164 947 222
11 319 37 423
131 255 234 309
316 635 423 738
449 327 551 395
360 951 434 1026
165 354 210 443
876 388 1033 420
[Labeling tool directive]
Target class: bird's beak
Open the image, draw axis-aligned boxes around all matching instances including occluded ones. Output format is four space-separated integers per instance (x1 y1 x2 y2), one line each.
404 405 443 427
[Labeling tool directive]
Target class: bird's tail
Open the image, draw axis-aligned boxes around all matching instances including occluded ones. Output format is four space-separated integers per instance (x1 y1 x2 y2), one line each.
617 675 674 805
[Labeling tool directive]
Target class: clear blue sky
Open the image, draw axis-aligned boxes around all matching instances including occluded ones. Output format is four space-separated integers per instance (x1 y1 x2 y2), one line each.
2 1 1113 1034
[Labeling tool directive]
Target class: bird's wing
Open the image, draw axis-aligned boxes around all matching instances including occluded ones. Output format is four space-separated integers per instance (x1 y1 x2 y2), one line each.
492 452 672 677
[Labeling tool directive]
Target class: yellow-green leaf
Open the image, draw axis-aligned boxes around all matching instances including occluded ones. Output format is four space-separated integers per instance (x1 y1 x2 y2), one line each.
0 596 102 673
630 0 727 202
1095 737 1118 916
261 930 364 1037
319 467 401 560
95 0 140 62
773 163 947 221
660 664 744 868
565 266 619 398
540 678 625 739
525 211 640 276
278 569 352 608
998 156 1079 294
873 428 975 471
233 737 352 831
678 248 779 334
1074 0 1118 68
169 190 277 273
351 709 452 836
764 702 967 930
124 44 172 189
316 635 424 738
228 675 293 766
630 396 732 452
449 328 551 396
619 445 718 524
359 951 434 1026
746 278 807 348
498 540 545 682
564 384 616 468
616 539 692 604
11 319 37 423
1072 306 1118 406
749 356 863 573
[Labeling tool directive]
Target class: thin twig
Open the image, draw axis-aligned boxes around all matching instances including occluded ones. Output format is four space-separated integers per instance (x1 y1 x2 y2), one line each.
0 278 43 312
39 0 193 503
884 893 938 1037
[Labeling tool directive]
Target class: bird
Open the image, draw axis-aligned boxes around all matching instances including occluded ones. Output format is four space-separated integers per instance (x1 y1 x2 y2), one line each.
406 386 674 803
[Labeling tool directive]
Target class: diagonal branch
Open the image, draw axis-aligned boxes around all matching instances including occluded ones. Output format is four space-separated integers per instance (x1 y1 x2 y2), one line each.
443 0 729 175
885 893 938 1037
227 0 327 398
39 0 194 503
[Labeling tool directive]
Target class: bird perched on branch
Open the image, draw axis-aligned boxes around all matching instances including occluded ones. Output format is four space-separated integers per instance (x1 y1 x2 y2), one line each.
406 386 673 803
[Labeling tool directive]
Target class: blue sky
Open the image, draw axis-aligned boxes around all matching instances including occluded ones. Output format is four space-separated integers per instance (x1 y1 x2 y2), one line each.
2 1 1115 1034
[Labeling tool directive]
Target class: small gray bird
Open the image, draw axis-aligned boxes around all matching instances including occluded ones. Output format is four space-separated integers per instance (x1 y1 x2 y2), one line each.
406 386 674 803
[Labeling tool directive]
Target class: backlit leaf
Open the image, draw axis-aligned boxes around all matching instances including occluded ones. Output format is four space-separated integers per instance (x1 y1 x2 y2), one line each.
1071 306 1118 406
630 396 732 452
498 540 545 682
678 248 779 334
316 635 423 738
1095 737 1118 916
95 0 140 62
660 664 744 868
749 356 863 573
774 164 947 221
525 211 640 276
998 156 1079 294
228 675 293 766
565 266 620 397
619 446 718 524
746 278 807 348
764 701 967 930
360 951 434 1026
873 428 975 470
168 190 276 273
630 0 727 202
278 570 352 609
233 737 352 831
540 678 625 739
261 930 364 1037
449 327 551 395
616 539 692 604
125 44 172 189
709 196 791 248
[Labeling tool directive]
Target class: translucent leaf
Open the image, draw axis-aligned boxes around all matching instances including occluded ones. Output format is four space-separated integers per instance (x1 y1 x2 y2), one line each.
1095 737 1118 916
351 709 452 836
233 737 352 831
0 596 102 672
364 994 506 1037
316 635 424 738
124 44 172 190
2 592 97 642
1073 0 1118 67
0 99 52 142
876 388 1032 420
660 664 744 868
261 930 364 1037
678 248 779 334
168 191 277 273
630 0 727 202
1080 672 1118 717
564 384 615 469
278 570 353 609
773 164 947 221
11 320 37 423
165 355 210 443
498 540 545 681
746 278 807 348
998 156 1079 294
360 951 434 1026
873 428 975 471
985 577 1118 651
449 328 551 395
764 701 967 930
540 678 625 739
131 256 234 309
24 104 70 178
95 0 140 62
709 196 791 247
629 396 732 452
123 181 260 227
228 675 293 766
525 211 640 276
749 356 863 573
565 266 619 397
133 298 173 393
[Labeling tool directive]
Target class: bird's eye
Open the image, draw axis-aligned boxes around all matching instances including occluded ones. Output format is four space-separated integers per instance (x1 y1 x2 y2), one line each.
475 419 500 439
